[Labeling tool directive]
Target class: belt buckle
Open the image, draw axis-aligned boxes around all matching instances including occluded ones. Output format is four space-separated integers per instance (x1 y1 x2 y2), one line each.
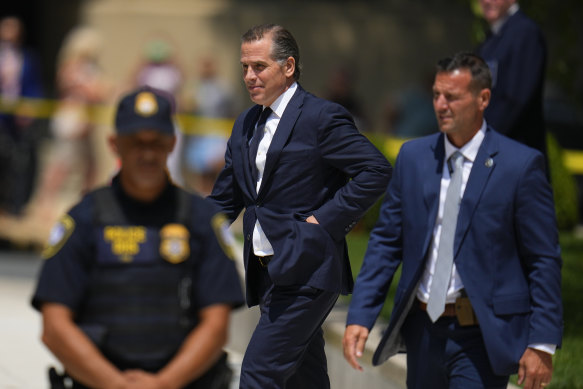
455 296 478 326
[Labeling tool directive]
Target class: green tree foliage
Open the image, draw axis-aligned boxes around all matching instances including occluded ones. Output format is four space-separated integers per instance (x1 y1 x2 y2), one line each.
547 133 579 230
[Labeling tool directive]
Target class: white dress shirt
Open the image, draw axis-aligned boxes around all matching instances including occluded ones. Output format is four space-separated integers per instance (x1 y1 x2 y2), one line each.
417 121 486 304
251 82 298 256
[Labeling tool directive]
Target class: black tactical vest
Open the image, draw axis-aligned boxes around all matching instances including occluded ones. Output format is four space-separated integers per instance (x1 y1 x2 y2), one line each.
78 186 195 371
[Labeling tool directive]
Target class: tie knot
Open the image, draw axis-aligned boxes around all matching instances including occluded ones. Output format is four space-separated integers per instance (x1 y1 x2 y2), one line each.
448 151 463 174
257 107 272 127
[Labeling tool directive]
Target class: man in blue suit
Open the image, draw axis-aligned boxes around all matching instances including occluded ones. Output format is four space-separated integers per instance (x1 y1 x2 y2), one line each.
476 0 548 160
343 53 562 389
209 24 391 388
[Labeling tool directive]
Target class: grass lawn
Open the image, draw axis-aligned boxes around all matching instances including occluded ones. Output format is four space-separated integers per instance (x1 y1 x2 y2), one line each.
345 230 583 388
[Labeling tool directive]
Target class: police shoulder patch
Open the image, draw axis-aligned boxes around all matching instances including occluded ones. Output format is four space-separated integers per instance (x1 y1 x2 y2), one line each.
42 214 75 259
211 213 237 261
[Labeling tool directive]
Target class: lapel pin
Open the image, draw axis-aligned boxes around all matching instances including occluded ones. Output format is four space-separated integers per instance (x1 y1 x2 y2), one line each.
485 158 494 168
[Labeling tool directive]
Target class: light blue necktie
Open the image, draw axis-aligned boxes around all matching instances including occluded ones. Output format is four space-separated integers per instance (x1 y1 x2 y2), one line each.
427 151 464 322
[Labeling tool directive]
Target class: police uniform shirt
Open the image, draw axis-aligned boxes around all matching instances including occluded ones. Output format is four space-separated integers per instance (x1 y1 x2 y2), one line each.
32 175 244 315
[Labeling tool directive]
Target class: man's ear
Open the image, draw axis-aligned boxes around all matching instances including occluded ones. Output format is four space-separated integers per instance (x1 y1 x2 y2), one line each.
108 134 119 156
284 56 295 79
478 88 491 111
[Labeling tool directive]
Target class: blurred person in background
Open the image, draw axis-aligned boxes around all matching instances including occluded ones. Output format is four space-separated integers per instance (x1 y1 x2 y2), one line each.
382 71 439 138
132 37 184 100
476 0 548 166
32 87 244 389
0 15 43 216
131 36 185 185
322 65 368 132
32 26 109 222
182 56 237 195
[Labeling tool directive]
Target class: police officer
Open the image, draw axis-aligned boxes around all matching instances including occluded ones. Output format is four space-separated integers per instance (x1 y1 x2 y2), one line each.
31 86 244 389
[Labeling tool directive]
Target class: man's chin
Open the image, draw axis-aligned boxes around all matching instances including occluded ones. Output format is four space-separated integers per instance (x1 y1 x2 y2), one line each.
134 174 166 190
438 125 449 133
249 95 263 105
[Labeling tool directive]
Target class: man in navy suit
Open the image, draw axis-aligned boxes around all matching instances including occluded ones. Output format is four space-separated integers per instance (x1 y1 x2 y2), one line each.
343 53 562 389
476 0 548 160
209 24 391 388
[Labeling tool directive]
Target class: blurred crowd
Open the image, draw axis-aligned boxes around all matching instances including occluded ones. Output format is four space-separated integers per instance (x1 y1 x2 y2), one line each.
0 17 241 248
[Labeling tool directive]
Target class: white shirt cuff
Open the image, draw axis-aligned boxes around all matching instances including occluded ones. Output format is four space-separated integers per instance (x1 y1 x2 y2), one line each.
528 343 556 355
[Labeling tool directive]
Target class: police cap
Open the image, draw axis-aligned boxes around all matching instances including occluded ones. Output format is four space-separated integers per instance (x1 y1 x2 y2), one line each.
115 86 175 136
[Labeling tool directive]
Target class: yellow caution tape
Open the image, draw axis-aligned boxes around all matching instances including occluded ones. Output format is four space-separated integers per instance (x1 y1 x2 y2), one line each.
2 95 582 174
384 137 583 175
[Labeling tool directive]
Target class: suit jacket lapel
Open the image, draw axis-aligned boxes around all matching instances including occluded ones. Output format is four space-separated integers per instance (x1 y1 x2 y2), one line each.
422 134 445 255
241 105 263 196
454 128 498 256
258 87 304 196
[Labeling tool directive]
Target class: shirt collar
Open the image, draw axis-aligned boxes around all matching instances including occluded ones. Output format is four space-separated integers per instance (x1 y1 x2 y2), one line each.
444 120 487 163
266 82 298 118
491 3 519 35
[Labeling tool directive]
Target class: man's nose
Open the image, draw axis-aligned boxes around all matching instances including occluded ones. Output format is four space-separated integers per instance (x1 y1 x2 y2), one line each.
243 67 255 81
434 95 447 110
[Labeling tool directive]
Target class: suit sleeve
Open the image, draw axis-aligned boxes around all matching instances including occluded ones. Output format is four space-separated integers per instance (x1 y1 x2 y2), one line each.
311 103 392 241
514 152 563 346
208 135 245 224
346 149 404 330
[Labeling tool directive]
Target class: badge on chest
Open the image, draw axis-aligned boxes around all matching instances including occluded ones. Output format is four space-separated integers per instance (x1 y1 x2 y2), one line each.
98 223 190 265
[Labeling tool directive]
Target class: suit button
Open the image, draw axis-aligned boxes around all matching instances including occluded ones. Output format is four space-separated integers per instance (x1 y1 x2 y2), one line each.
246 234 251 241
256 202 261 207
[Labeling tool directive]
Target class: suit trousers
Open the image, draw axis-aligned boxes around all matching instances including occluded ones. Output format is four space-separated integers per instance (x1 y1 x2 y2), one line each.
401 303 509 389
239 259 339 389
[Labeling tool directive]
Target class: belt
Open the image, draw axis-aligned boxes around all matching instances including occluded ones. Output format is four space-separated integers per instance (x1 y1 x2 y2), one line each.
417 293 479 326
256 255 273 268
418 300 457 317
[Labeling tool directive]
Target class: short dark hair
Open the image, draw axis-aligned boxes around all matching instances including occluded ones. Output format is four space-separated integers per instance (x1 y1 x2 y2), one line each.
436 52 492 93
242 24 301 81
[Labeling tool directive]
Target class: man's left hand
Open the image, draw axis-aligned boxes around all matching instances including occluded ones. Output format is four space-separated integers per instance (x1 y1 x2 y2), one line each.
517 348 553 389
306 215 319 224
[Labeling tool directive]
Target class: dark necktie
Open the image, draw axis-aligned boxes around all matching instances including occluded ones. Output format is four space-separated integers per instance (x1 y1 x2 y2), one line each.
249 107 272 181
426 151 464 322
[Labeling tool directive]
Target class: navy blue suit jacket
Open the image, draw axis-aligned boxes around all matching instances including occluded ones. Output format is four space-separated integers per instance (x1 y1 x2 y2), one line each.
347 128 562 375
210 84 391 306
477 10 547 157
